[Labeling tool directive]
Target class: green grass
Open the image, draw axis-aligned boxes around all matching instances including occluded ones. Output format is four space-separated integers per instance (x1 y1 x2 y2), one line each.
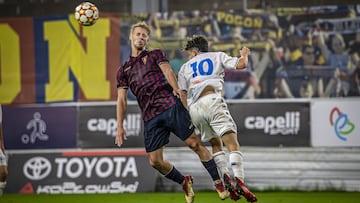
1 191 360 203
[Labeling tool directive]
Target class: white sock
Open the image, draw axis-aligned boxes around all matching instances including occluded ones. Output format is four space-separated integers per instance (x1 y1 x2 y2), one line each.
229 151 244 182
0 181 6 196
213 151 229 179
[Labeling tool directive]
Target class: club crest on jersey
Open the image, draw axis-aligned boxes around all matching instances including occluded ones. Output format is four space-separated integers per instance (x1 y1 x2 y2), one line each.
141 56 148 64
124 66 132 72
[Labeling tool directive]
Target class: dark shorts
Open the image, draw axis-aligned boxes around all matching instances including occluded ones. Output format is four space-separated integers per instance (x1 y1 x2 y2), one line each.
143 99 195 152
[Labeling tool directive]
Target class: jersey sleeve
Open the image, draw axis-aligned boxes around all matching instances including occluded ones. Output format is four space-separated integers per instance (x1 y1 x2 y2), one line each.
152 49 169 66
219 52 239 70
177 64 188 91
116 65 129 89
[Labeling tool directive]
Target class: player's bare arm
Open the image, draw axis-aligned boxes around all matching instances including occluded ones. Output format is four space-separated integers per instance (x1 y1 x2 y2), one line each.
178 90 189 109
236 47 250 69
115 88 128 147
159 62 183 97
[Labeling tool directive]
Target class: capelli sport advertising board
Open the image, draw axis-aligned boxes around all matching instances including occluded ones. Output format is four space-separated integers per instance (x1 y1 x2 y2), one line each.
228 101 310 147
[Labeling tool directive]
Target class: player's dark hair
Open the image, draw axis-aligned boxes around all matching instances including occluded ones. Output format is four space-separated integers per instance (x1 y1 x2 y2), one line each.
184 35 208 52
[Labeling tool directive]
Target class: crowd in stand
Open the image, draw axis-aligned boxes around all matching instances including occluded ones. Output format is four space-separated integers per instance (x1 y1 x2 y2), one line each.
120 4 360 99
272 25 360 98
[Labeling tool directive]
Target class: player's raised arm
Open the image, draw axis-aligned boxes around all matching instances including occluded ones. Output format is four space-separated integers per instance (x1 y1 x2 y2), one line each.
236 47 251 69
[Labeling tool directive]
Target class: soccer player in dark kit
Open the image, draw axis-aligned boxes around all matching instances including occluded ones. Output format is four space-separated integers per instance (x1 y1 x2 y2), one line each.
115 21 230 203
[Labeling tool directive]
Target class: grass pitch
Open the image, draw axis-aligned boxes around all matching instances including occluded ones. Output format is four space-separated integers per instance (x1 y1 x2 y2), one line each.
1 191 359 203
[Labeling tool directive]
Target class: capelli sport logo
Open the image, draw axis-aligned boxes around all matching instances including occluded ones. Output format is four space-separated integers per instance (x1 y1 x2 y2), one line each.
330 107 355 141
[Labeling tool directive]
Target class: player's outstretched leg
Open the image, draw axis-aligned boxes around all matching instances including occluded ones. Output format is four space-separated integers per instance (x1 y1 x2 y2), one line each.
214 180 229 200
235 177 257 202
224 173 241 201
182 175 195 203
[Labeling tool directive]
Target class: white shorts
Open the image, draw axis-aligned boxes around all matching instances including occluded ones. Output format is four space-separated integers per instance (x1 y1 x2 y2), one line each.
189 93 237 142
0 150 7 166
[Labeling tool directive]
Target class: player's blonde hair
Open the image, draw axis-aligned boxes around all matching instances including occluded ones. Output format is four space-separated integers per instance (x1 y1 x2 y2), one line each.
130 21 151 36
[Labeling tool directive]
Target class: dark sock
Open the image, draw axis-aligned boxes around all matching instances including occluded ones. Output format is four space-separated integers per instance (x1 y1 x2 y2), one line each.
164 166 184 184
202 159 220 181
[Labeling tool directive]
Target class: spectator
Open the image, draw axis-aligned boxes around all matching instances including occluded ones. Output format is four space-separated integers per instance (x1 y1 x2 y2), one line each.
286 25 307 64
347 32 360 96
322 33 356 97
310 32 327 65
264 39 291 98
348 32 360 60
274 44 326 98
348 53 360 96
292 44 323 97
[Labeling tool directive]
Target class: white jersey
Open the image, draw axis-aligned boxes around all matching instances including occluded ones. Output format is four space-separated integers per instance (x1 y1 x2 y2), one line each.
178 52 239 105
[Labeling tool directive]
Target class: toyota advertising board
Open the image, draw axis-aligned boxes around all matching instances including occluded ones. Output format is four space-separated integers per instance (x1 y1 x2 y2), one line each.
311 99 360 147
5 149 157 194
2 106 77 149
228 101 310 146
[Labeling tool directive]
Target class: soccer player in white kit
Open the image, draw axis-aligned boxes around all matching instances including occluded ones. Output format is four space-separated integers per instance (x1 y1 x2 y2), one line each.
178 35 257 202
0 105 8 196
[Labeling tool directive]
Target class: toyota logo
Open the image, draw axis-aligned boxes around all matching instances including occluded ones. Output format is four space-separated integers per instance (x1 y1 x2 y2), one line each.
23 157 51 180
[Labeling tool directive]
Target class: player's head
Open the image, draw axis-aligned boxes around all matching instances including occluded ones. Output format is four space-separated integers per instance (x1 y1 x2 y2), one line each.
184 35 208 59
184 35 209 52
129 21 151 51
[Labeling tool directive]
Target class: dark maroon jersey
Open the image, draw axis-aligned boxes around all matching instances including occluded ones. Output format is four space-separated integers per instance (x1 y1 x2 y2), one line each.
116 49 177 121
